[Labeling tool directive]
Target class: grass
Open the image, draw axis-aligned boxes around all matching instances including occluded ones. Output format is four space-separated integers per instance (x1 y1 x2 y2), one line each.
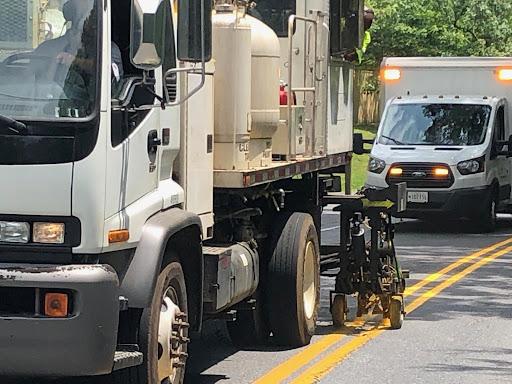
341 124 378 192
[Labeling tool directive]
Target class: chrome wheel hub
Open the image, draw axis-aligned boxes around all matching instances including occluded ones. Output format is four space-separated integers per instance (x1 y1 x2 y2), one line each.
157 287 189 383
303 241 317 320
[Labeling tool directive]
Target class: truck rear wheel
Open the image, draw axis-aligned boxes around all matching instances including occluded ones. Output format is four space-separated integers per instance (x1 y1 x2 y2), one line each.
267 212 320 347
123 261 189 384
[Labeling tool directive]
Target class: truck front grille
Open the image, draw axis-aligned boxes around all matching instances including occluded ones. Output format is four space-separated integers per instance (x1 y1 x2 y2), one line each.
386 163 454 189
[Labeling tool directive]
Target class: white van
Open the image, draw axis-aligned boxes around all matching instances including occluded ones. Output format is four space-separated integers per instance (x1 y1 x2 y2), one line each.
366 57 512 231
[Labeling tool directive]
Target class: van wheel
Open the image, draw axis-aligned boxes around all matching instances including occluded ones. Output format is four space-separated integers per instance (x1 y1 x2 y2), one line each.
267 212 320 347
480 192 498 233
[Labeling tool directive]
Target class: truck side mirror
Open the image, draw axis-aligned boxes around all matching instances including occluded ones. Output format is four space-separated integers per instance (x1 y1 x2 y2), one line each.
177 0 212 62
130 0 166 71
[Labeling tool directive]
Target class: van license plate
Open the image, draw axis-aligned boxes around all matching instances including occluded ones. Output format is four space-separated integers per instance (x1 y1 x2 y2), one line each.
407 191 428 203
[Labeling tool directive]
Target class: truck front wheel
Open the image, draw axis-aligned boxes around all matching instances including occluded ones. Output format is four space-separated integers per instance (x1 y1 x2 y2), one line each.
267 213 320 347
137 261 189 384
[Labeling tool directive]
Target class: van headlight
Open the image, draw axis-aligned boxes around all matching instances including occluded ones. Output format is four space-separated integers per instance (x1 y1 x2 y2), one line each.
368 157 386 174
457 156 485 175
0 221 30 243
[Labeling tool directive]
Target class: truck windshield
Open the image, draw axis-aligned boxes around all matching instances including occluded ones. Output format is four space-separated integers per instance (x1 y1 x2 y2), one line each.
248 0 296 37
379 103 492 146
0 0 98 120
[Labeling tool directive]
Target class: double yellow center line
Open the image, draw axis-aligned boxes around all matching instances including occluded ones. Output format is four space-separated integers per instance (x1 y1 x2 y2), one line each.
254 237 512 384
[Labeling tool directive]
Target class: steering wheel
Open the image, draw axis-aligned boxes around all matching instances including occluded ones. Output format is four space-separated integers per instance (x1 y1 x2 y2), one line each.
4 52 74 85
3 52 56 67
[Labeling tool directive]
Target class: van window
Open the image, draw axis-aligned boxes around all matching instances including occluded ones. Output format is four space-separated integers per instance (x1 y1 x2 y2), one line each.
379 103 492 146
495 106 505 141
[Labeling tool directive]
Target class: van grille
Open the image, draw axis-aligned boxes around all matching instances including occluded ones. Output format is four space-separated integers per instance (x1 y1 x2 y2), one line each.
386 163 454 189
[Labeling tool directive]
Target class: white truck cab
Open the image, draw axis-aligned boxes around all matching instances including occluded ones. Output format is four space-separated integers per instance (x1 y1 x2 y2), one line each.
367 57 512 231
0 0 365 381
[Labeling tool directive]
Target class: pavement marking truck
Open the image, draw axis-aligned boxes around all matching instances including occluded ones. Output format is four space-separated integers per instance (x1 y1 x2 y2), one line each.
0 0 405 382
368 57 512 232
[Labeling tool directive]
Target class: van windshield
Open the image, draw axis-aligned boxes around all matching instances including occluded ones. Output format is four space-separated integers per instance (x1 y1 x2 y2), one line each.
379 103 492 146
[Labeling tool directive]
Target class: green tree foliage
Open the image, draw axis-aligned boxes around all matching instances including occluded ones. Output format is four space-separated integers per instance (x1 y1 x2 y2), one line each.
365 0 512 66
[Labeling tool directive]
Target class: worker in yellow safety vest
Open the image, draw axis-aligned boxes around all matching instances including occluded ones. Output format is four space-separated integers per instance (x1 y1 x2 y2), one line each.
356 7 375 64
356 7 374 63
345 6 374 63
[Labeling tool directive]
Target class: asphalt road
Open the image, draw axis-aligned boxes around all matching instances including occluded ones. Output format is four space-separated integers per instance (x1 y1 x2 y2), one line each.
186 213 512 384
4 213 512 384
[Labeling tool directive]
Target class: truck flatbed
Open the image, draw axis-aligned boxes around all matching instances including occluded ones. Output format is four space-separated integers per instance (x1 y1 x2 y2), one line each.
214 152 351 189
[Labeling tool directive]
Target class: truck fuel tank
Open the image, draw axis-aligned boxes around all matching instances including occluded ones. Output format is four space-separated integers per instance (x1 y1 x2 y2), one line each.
203 242 259 314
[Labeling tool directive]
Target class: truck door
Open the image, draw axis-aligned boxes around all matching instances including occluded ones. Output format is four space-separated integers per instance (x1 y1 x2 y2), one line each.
492 104 509 200
105 4 160 221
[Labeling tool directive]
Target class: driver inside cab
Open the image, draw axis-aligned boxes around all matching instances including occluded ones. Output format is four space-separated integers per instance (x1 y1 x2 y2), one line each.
35 0 123 107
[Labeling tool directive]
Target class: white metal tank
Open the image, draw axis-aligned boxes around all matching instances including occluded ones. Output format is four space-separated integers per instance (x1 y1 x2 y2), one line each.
212 5 252 170
246 15 281 167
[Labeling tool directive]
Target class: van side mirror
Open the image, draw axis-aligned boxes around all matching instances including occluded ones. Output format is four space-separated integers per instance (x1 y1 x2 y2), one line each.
130 0 166 71
177 0 212 62
353 132 373 155
495 134 512 158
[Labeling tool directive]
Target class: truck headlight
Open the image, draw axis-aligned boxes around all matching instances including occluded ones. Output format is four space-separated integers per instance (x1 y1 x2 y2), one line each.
457 156 485 175
33 223 65 244
0 221 30 243
368 157 386 174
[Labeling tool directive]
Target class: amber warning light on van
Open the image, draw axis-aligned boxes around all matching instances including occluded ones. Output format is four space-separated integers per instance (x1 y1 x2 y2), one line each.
382 68 401 81
498 68 512 81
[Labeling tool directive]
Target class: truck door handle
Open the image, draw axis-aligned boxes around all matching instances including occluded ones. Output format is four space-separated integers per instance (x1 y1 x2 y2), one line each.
147 130 161 166
147 130 161 155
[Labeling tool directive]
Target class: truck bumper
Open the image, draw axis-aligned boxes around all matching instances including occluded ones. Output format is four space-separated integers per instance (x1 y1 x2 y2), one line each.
0 264 119 377
396 186 492 219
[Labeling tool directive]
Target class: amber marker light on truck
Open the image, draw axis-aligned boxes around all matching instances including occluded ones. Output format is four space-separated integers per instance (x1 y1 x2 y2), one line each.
389 167 403 176
498 68 512 81
109 229 130 244
434 167 450 177
44 293 69 318
382 68 401 81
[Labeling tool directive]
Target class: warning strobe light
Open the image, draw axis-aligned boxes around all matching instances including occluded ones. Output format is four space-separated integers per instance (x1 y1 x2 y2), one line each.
382 68 401 81
498 68 512 81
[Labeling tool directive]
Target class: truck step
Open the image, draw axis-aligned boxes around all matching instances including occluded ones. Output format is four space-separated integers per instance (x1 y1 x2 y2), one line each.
203 245 232 256
113 350 144 371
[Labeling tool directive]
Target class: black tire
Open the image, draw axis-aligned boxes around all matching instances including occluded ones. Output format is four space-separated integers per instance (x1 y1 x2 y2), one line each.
479 191 498 233
331 295 347 328
111 261 189 384
389 296 404 330
267 212 320 347
227 290 270 347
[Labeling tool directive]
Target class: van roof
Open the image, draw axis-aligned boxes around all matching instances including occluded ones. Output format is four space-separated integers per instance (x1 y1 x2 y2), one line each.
382 57 512 69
